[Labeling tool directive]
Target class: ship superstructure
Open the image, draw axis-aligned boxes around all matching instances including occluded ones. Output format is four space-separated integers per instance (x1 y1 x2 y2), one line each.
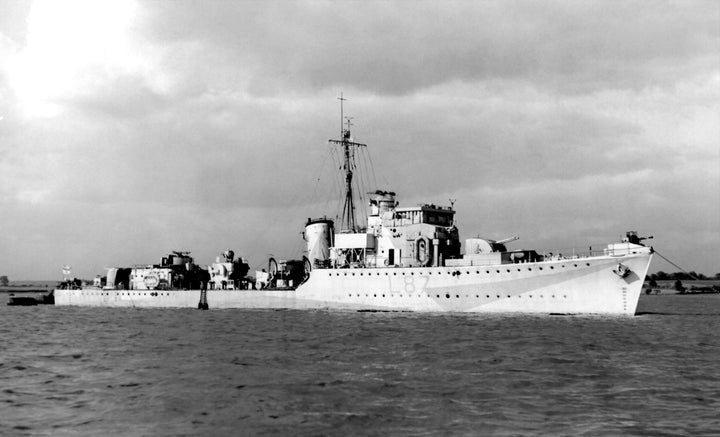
54 98 653 314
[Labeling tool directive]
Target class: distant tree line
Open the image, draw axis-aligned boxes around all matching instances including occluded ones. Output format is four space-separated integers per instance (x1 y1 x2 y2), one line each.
0 276 8 286
646 271 720 281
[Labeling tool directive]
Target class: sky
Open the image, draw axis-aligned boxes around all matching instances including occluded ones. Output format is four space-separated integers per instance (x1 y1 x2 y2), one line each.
0 0 718 280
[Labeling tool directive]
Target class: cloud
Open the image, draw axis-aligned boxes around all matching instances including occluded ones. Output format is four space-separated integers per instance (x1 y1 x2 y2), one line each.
0 0 717 279
137 0 719 96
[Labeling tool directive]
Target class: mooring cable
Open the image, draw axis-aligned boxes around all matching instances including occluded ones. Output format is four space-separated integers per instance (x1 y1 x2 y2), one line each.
653 250 704 281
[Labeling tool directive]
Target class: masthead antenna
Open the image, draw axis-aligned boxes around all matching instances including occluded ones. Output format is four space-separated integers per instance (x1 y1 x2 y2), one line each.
338 92 347 139
344 116 354 139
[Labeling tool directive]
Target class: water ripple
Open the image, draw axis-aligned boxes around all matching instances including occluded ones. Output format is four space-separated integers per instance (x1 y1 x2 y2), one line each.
0 294 718 435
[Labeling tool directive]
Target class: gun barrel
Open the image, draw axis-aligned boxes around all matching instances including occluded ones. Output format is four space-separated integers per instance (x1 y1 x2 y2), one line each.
496 236 520 245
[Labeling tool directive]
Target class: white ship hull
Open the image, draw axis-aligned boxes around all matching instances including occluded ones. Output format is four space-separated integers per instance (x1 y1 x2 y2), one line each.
54 251 652 315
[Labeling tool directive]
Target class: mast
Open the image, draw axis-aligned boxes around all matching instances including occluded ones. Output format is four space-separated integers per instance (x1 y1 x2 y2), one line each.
329 93 366 232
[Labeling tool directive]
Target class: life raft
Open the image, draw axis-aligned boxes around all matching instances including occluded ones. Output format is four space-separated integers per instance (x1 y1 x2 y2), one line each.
415 236 432 267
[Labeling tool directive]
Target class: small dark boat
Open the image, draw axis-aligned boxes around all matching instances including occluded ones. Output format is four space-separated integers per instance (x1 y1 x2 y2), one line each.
6 291 54 306
7 296 39 306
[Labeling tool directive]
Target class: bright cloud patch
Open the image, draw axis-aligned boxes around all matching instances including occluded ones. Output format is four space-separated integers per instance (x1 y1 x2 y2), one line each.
7 0 141 117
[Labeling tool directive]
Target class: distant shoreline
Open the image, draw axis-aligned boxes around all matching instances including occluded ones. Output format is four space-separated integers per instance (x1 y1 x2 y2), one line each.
644 279 720 295
1 285 53 293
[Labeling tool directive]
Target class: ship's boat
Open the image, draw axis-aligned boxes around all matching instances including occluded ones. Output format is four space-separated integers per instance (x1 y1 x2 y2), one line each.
54 99 653 314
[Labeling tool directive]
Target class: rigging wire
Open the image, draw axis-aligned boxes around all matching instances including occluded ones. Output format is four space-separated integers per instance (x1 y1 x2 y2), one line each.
306 142 334 208
350 144 366 230
353 148 367 225
325 143 340 212
360 146 379 190
653 250 704 281
328 143 345 223
366 144 387 188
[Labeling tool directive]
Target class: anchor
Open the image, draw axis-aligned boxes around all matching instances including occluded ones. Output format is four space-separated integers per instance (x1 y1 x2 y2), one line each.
613 263 631 278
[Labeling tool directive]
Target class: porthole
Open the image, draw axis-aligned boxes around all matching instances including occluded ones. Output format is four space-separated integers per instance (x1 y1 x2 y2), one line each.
456 295 460 298
528 268 532 271
374 294 377 297
539 267 543 270
574 264 578 267
486 270 490 274
550 266 554 269
445 294 450 299
586 263 590 267
382 294 386 297
506 269 511 273
496 270 500 273
486 295 490 298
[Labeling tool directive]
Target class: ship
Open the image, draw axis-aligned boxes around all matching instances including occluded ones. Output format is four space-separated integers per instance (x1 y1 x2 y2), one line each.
54 99 653 314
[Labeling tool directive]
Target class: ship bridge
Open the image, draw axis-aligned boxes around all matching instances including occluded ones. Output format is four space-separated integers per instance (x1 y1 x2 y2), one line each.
385 204 455 227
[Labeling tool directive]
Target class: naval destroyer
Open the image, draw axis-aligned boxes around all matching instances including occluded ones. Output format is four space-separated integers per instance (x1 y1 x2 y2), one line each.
54 101 653 314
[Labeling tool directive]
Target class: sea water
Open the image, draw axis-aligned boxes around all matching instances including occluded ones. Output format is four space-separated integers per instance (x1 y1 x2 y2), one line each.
1 294 719 436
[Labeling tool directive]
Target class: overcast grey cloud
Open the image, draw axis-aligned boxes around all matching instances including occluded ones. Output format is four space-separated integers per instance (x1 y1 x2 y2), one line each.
0 0 718 279
137 1 718 94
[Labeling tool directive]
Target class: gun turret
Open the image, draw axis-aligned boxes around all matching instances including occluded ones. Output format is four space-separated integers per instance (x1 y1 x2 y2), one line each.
623 231 653 246
496 236 520 245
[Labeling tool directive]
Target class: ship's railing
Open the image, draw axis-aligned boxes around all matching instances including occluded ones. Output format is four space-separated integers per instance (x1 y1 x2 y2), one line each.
100 280 257 291
536 248 599 261
536 243 648 261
